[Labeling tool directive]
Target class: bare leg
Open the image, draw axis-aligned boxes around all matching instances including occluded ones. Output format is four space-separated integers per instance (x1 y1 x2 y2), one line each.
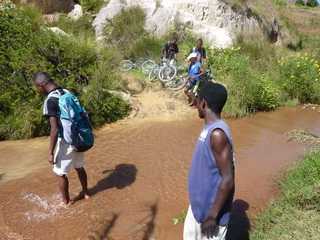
57 175 70 204
75 167 90 199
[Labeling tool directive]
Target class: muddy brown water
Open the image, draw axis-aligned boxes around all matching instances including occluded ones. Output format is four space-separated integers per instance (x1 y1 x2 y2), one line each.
0 107 319 240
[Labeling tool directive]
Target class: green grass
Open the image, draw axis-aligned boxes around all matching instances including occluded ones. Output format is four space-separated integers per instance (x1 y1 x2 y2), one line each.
251 150 320 240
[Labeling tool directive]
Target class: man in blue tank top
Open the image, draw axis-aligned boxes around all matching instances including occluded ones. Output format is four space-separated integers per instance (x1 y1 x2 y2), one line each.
184 82 235 240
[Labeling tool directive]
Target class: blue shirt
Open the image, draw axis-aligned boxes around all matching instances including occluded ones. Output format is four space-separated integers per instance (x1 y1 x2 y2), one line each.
188 120 234 225
188 62 202 83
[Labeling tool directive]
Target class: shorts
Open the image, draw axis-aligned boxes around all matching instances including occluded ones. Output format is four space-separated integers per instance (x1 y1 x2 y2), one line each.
53 138 85 176
184 206 228 240
186 80 200 94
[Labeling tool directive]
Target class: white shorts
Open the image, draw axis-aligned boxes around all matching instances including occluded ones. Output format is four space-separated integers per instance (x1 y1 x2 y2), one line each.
183 206 228 240
53 138 85 176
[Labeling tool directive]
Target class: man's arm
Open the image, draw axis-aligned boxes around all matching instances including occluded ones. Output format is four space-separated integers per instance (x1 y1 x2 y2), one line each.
208 129 234 218
201 129 234 237
48 116 59 164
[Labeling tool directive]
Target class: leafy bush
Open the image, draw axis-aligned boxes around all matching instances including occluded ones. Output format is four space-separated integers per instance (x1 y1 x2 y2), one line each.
208 47 256 116
104 6 147 58
0 4 130 140
279 54 320 103
208 46 282 116
50 14 95 39
79 0 106 13
295 0 306 6
254 75 281 111
128 36 163 59
307 0 319 7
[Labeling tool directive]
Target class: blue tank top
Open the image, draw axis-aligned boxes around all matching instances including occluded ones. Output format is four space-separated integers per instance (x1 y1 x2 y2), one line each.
188 120 234 225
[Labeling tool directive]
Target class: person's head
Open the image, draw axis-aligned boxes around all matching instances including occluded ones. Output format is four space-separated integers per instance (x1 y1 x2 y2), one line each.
171 34 178 44
33 72 55 94
187 52 198 63
196 38 203 48
196 82 228 119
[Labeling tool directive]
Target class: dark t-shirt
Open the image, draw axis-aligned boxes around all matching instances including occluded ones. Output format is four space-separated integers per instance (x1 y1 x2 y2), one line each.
164 42 179 59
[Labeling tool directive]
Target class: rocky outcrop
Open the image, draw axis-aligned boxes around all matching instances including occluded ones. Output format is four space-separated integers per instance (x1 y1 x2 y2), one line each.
93 0 263 48
68 4 83 20
12 0 74 14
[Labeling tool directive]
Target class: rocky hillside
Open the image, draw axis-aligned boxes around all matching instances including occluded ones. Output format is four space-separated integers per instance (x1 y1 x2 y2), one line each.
93 0 264 48
12 0 74 13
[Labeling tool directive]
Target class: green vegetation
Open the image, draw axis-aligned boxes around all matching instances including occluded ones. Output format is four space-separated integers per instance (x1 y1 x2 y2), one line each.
0 2 130 140
252 150 320 240
79 0 106 13
103 7 163 59
207 39 320 117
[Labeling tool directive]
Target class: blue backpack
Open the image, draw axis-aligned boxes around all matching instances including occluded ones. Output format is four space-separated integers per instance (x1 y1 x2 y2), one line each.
54 89 94 152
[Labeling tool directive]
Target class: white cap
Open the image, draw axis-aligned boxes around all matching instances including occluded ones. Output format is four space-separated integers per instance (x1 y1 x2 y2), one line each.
187 52 198 61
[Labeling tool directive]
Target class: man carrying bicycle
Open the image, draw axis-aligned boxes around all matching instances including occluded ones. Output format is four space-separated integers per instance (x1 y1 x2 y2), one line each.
161 36 179 65
184 52 205 106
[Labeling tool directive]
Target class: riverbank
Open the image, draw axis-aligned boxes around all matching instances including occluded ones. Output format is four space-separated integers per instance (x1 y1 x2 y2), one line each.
252 150 320 240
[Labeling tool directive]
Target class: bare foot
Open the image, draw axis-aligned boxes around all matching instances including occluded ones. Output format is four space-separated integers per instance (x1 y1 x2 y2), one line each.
71 191 90 203
83 193 90 200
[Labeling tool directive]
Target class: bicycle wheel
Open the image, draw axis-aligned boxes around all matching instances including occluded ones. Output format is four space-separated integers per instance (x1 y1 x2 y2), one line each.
148 66 160 82
142 60 156 75
120 60 134 72
159 65 177 83
136 58 146 69
165 76 187 91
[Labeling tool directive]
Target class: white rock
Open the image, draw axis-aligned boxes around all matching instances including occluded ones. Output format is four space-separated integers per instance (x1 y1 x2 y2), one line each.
93 0 262 48
108 90 132 103
47 27 69 36
68 4 83 21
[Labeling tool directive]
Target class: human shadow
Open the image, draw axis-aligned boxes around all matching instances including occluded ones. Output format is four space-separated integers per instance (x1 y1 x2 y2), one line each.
87 213 118 240
226 199 251 240
89 164 137 196
0 173 4 181
130 202 158 240
142 203 158 240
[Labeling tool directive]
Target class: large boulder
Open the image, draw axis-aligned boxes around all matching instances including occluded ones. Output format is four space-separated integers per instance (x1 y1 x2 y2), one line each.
12 0 74 14
93 0 262 48
68 4 83 21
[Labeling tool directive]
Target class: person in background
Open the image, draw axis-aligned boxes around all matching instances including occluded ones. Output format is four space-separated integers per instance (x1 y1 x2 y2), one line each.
190 38 207 63
161 35 179 65
184 82 235 240
184 52 205 106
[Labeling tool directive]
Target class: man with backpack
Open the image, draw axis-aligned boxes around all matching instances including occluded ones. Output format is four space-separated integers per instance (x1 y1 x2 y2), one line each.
33 72 93 205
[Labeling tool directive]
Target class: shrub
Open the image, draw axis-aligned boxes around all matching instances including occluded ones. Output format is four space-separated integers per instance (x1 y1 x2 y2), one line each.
254 75 281 111
79 0 106 13
306 0 319 7
104 6 147 58
81 68 131 127
279 54 320 103
128 36 163 59
50 14 95 39
208 47 256 116
0 4 130 140
208 46 282 116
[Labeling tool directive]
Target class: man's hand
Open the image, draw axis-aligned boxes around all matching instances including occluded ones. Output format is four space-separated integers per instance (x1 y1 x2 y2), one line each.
201 216 218 239
48 154 54 165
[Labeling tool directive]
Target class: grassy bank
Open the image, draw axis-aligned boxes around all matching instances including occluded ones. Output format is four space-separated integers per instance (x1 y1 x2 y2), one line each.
251 150 320 239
